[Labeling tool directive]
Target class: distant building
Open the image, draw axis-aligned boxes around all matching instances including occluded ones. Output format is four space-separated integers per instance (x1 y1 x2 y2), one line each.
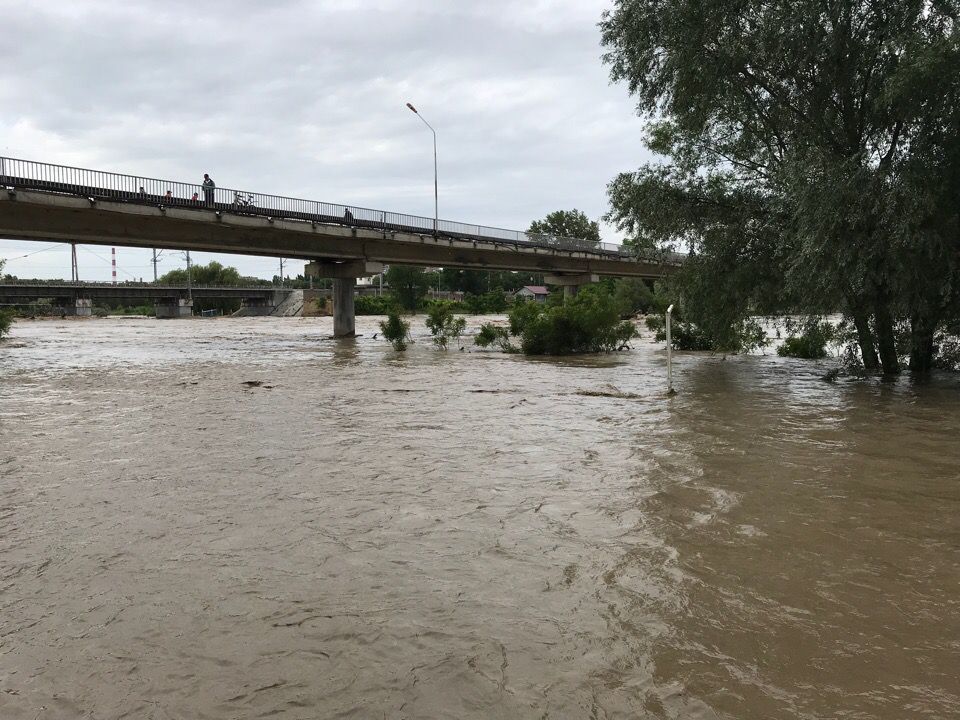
515 285 549 303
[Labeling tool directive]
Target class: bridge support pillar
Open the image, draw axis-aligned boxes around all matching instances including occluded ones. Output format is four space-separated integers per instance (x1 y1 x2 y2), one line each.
155 298 193 319
74 298 92 317
333 278 356 337
306 260 383 338
545 273 599 303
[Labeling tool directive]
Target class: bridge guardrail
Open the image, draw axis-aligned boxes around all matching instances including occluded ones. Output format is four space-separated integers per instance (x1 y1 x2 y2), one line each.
0 156 656 260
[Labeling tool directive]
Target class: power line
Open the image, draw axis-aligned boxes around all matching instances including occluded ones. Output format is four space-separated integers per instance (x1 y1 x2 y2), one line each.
79 246 140 280
1 245 63 262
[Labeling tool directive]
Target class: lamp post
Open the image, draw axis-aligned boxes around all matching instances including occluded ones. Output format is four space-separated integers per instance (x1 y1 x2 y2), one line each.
405 102 438 234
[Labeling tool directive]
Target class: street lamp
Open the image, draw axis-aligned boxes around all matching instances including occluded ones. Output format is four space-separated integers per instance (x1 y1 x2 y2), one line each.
405 102 438 234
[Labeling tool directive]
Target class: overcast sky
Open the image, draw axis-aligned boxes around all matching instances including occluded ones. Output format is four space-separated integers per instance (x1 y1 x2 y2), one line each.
0 0 652 282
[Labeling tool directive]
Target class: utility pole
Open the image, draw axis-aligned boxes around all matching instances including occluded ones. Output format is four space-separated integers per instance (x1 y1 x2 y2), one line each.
152 249 158 282
70 243 78 282
279 258 285 286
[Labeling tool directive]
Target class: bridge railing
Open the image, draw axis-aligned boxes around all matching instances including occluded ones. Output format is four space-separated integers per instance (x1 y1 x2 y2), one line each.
0 156 641 258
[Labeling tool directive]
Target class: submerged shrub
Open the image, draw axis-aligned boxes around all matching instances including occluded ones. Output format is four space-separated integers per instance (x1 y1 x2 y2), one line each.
474 322 515 352
777 320 834 359
646 312 765 352
490 291 637 355
425 303 467 349
379 310 410 351
646 314 712 350
0 309 12 340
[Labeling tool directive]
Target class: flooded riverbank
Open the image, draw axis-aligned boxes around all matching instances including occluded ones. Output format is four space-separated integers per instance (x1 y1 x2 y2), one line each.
1 317 958 719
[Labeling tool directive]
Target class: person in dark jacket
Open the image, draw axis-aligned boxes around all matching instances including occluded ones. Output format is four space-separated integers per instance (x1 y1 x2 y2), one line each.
202 174 215 207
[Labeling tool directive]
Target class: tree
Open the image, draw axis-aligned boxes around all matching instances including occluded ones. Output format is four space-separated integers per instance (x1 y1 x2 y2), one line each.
425 303 467 349
601 0 960 373
0 259 11 340
529 209 601 245
386 265 431 311
159 260 261 287
380 310 411 351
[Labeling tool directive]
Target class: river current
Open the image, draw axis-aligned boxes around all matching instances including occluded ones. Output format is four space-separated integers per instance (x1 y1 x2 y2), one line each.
1 316 958 719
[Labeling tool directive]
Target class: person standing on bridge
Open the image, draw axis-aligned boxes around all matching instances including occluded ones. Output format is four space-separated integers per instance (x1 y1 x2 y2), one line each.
202 173 215 208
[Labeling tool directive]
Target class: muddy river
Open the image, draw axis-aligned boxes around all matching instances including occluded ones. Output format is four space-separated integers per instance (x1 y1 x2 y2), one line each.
1 316 958 719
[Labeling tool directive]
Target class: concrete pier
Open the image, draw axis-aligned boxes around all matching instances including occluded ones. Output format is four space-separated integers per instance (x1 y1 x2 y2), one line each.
333 278 356 337
155 298 193 318
68 298 92 316
545 273 598 302
306 260 383 338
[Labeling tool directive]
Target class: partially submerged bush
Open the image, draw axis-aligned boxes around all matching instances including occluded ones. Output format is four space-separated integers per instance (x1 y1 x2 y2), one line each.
646 313 767 352
645 314 713 350
478 291 636 355
474 322 515 352
0 309 12 340
777 319 834 359
425 303 466 349
933 336 960 371
379 310 410 351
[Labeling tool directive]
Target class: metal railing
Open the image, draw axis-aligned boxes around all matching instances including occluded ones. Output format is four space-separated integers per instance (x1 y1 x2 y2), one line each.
0 156 639 258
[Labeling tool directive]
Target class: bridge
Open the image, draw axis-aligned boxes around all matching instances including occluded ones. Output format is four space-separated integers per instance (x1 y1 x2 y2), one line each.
0 156 676 335
0 281 294 317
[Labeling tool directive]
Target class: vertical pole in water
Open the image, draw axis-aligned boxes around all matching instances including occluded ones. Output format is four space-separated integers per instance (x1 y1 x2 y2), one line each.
666 304 675 395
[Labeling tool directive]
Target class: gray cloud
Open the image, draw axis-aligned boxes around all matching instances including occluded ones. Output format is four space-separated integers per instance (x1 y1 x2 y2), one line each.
0 0 653 281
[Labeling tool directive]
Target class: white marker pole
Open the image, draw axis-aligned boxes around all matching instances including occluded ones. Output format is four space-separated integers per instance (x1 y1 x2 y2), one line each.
666 304 675 394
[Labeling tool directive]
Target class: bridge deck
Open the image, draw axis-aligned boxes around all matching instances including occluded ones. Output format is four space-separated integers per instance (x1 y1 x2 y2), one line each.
0 156 676 278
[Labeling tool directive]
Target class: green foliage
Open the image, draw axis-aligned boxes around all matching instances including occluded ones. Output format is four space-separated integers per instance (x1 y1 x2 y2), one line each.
529 209 602 244
94 303 162 316
612 278 657 316
485 290 637 355
379 310 410 351
159 260 260 287
777 320 835 360
0 309 12 340
355 295 395 315
508 299 543 336
645 312 767 352
386 265 430 311
463 290 509 314
424 303 467 350
474 322 514 352
600 0 960 373
934 336 960 371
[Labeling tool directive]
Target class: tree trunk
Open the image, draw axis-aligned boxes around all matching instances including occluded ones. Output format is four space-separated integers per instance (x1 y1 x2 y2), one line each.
908 312 937 373
851 309 879 370
873 301 900 374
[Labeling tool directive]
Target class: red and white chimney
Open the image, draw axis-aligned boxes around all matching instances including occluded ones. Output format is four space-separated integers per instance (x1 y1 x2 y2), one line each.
111 247 117 284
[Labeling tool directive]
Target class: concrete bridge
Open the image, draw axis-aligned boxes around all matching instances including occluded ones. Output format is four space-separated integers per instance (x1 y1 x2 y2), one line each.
0 156 677 335
0 282 294 318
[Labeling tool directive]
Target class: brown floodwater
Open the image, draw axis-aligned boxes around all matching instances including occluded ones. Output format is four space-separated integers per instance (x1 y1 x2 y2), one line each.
1 316 958 719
